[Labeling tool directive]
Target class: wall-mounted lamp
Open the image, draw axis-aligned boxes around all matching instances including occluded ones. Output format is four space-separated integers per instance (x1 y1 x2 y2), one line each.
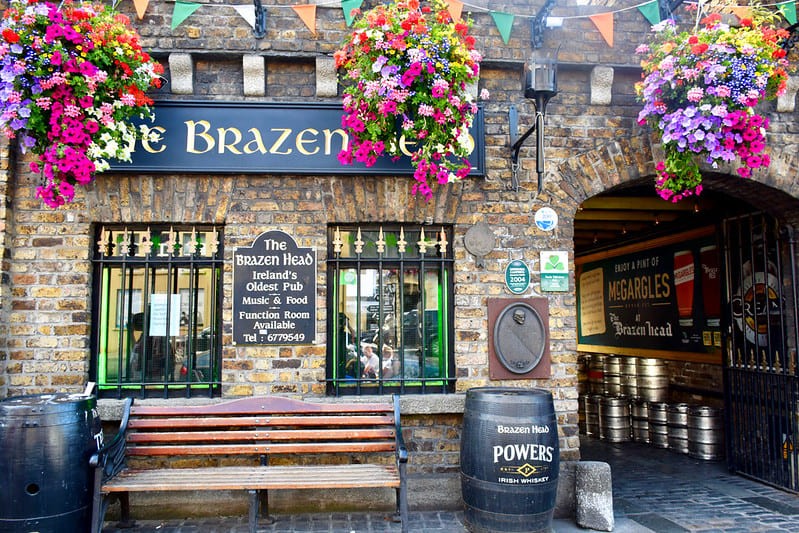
253 0 267 38
509 53 559 195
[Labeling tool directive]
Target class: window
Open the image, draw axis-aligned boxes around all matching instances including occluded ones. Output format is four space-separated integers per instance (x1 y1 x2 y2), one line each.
92 225 223 399
327 224 455 395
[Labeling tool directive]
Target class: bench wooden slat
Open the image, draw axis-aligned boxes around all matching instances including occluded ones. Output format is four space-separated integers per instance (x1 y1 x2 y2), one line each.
127 428 396 443
102 464 401 492
130 397 393 416
127 414 395 429
126 441 398 456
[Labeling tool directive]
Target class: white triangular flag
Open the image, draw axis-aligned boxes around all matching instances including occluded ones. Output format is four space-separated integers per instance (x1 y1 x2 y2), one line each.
234 5 256 29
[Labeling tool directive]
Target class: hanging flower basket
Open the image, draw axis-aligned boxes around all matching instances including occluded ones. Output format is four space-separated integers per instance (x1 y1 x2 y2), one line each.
0 0 163 208
334 0 488 199
635 2 790 202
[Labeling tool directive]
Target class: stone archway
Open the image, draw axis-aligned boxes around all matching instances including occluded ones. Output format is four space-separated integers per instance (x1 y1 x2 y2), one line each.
555 128 799 224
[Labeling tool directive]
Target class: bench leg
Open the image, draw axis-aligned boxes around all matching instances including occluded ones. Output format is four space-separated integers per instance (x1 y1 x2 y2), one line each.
398 464 408 533
259 490 274 524
117 493 136 529
248 490 258 533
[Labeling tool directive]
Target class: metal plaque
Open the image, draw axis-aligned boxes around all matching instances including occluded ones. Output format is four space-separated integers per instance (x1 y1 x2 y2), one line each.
487 298 551 379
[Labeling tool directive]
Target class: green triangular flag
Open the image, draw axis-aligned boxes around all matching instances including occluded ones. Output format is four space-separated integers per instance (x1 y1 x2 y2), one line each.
342 0 363 26
490 11 514 45
778 1 797 25
171 1 202 30
638 0 661 26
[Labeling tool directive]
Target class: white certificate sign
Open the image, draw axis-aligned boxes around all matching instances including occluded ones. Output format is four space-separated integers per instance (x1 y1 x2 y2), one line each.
149 294 181 337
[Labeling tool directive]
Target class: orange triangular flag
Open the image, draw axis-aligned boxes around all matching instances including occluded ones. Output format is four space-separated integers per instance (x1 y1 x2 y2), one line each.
133 0 149 19
589 12 614 47
292 5 317 35
730 6 752 20
445 0 463 21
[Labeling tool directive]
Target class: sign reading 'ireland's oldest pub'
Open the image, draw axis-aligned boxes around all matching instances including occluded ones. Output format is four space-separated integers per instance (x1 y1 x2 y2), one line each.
233 231 316 345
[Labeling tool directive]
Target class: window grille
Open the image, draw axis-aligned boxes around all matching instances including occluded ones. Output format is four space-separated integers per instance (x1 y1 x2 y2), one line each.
327 224 455 395
91 225 223 399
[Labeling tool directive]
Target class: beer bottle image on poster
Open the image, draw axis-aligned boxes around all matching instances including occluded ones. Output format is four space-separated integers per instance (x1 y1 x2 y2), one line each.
575 229 721 355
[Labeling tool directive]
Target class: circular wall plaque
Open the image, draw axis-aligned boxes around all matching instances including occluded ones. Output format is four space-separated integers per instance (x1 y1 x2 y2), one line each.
492 302 546 374
464 222 495 267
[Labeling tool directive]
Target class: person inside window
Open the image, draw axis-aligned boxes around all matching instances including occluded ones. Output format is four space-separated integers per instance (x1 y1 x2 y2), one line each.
129 312 170 381
381 345 395 378
360 343 379 379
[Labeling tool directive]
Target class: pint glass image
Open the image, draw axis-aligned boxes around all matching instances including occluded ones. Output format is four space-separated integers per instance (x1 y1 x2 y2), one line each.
674 250 695 327
700 245 721 327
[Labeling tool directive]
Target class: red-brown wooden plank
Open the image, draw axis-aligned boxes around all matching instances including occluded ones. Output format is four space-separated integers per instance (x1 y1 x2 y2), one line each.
126 441 397 456
127 414 395 429
126 428 396 444
130 397 393 417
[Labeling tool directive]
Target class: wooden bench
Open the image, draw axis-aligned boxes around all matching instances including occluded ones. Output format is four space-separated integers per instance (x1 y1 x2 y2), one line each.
90 395 408 533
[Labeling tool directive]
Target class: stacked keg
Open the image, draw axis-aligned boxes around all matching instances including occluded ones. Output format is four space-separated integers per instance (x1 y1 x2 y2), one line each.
577 353 725 461
667 403 690 454
621 356 638 398
636 358 669 402
687 406 724 460
630 399 650 443
599 396 630 443
587 354 606 394
648 402 669 448
603 356 622 396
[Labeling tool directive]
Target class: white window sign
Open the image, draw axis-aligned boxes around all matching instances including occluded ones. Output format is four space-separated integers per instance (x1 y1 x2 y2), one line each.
149 294 181 336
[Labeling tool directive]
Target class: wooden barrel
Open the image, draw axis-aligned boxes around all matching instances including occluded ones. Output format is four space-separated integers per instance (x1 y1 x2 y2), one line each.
0 393 101 532
461 387 560 533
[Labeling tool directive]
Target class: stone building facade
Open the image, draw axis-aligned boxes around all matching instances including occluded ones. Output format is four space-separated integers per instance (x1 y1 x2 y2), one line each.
2 0 799 515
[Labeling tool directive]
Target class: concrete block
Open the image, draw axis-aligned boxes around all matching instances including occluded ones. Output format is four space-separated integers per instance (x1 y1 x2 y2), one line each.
316 57 338 97
590 66 614 106
243 55 265 97
777 76 799 113
169 53 194 95
575 461 614 531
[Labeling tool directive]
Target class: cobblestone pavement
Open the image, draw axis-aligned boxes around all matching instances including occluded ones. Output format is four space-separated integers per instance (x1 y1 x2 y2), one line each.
102 436 799 533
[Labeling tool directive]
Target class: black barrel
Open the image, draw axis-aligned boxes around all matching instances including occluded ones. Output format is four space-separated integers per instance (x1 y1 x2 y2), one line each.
460 387 560 533
0 393 102 533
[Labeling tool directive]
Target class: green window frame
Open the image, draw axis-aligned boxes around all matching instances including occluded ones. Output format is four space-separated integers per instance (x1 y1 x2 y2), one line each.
326 224 455 395
91 225 223 399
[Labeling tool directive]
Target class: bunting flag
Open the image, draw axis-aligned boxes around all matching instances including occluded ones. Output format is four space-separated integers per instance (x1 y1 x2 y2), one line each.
233 5 256 30
133 0 149 20
730 6 752 19
778 0 797 24
445 0 463 22
171 1 201 30
490 11 514 45
637 0 661 26
292 5 317 35
589 12 614 47
341 0 363 27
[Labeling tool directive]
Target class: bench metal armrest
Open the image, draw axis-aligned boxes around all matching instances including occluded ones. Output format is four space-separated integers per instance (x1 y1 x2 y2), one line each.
90 397 133 482
392 395 408 463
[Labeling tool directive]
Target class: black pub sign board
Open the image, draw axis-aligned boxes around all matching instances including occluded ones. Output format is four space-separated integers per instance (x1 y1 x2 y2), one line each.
109 100 486 175
233 231 316 345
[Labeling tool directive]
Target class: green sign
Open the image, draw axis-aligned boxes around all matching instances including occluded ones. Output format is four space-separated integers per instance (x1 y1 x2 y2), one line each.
505 260 530 294
540 251 569 292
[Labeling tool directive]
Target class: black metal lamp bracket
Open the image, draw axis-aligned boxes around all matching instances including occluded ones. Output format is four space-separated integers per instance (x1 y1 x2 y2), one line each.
532 0 558 48
253 0 267 39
